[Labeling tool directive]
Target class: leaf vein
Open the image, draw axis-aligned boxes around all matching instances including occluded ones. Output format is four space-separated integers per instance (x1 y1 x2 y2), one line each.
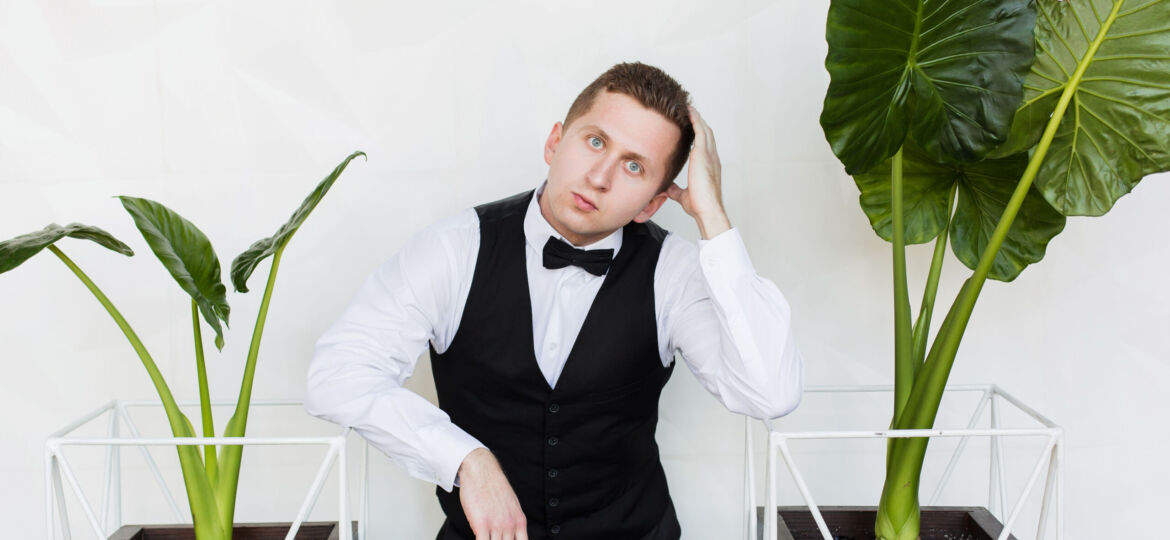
1078 86 1170 124
1078 101 1161 166
1037 0 1083 65
916 21 998 57
1117 0 1164 20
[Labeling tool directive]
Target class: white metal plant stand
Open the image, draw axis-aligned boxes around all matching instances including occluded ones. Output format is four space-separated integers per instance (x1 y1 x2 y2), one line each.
45 400 372 540
743 384 1064 540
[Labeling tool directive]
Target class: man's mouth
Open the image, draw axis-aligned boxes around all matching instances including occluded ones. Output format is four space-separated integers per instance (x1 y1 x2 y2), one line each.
572 192 597 212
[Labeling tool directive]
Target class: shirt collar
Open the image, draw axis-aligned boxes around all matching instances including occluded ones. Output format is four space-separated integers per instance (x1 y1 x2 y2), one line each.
524 179 624 257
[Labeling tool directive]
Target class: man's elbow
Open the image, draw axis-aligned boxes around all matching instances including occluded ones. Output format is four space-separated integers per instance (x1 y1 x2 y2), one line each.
761 387 802 419
303 365 342 422
758 353 804 419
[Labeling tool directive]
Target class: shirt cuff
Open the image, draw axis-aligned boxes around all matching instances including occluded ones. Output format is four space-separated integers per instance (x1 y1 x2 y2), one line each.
696 227 755 280
418 422 487 493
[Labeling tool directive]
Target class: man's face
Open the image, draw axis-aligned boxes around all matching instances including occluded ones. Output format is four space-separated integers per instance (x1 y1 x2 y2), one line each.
540 90 682 247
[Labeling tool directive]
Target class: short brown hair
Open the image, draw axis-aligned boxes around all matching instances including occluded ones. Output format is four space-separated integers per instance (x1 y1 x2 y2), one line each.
563 62 695 189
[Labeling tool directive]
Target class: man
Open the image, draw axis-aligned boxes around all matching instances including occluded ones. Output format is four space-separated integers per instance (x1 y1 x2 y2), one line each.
305 62 803 540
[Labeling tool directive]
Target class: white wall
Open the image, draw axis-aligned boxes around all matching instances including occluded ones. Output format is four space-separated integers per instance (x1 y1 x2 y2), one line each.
1 1 1166 538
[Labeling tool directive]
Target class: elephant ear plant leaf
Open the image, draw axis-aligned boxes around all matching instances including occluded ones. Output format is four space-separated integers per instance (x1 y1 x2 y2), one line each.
995 0 1170 215
820 0 1169 538
0 223 133 273
820 0 1037 174
231 151 367 293
0 151 365 540
118 196 232 350
856 140 1067 283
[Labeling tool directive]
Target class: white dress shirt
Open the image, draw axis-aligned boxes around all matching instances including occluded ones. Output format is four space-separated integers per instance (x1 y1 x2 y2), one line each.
305 181 803 493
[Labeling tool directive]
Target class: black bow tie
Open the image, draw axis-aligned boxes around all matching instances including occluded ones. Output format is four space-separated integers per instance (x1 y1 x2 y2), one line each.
542 236 614 276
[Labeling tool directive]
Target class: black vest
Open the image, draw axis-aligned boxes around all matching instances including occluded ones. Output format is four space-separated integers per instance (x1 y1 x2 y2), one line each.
429 190 681 540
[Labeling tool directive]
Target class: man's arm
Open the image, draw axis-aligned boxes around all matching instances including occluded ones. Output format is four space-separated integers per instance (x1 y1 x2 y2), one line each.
660 105 804 419
657 231 804 419
305 209 529 539
304 210 486 491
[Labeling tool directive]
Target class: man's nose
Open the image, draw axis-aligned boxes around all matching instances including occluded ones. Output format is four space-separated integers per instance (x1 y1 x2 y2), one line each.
586 157 618 191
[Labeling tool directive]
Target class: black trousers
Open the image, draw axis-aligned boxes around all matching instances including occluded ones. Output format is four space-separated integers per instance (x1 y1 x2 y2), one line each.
435 497 681 540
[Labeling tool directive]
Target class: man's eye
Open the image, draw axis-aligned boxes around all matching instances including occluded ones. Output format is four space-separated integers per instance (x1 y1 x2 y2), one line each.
588 136 603 149
626 161 642 174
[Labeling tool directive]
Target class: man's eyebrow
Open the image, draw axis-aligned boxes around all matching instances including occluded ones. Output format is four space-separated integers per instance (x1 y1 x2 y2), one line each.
582 124 654 169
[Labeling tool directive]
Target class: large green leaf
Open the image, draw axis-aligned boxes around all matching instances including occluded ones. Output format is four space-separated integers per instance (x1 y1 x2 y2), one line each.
856 140 1066 281
118 196 231 350
948 154 1067 282
230 151 365 293
995 0 1170 216
0 223 133 274
855 142 954 244
820 0 1037 174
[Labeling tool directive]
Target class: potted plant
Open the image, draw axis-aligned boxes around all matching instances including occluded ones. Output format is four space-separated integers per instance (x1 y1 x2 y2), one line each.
1 151 365 540
813 0 1170 537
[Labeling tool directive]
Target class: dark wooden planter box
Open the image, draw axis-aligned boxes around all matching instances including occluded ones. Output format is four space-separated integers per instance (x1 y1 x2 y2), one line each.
109 521 358 540
758 506 1017 540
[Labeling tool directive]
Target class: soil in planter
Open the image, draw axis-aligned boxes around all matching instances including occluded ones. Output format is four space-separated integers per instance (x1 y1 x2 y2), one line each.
108 521 358 540
759 506 1017 540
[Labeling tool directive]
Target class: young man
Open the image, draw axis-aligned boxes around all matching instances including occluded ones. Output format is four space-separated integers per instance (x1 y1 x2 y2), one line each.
305 62 803 540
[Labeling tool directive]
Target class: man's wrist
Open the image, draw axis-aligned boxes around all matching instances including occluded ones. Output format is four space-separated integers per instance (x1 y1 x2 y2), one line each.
695 208 731 240
458 447 495 483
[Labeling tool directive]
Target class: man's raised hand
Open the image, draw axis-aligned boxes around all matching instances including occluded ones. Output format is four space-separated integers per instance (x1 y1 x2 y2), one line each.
667 105 731 240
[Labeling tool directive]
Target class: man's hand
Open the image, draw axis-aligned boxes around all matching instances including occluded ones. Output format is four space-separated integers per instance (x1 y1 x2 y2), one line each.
458 448 528 540
667 105 732 240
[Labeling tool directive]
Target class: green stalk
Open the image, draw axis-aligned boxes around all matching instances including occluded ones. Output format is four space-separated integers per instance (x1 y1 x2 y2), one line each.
891 147 914 427
910 184 957 370
193 300 219 487
48 245 225 540
215 246 286 535
878 146 919 539
884 184 954 477
876 4 1123 538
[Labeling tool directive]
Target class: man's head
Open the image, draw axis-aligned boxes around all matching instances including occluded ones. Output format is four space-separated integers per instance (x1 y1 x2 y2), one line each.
540 62 694 247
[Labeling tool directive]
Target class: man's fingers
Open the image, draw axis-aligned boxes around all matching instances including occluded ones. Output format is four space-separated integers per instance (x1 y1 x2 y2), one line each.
517 528 529 540
687 106 706 149
667 183 684 202
688 105 714 148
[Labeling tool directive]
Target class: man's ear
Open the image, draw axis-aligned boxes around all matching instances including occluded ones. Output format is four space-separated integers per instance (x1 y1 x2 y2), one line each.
633 190 671 223
543 122 564 166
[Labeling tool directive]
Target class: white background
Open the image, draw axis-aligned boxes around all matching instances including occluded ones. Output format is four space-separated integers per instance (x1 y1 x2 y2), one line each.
1 0 1167 538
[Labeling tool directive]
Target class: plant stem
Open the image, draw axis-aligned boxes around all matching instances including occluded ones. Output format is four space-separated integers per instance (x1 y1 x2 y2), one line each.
910 183 956 370
193 299 218 487
215 246 286 535
891 147 914 428
48 244 225 540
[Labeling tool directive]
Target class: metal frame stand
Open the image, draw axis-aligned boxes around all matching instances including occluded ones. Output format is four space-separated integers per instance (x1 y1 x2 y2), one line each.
743 384 1063 540
45 400 372 540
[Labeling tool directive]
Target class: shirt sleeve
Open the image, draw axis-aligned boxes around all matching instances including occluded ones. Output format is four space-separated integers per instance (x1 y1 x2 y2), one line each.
657 227 804 419
304 209 486 492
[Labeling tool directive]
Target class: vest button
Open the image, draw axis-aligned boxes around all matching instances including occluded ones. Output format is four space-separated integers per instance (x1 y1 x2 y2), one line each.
547 436 559 446
550 525 561 535
549 497 559 507
547 468 558 478
548 403 560 413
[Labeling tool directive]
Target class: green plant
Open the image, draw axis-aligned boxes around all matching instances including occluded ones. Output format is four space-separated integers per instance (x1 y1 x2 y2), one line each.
819 0 1169 536
0 151 365 540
